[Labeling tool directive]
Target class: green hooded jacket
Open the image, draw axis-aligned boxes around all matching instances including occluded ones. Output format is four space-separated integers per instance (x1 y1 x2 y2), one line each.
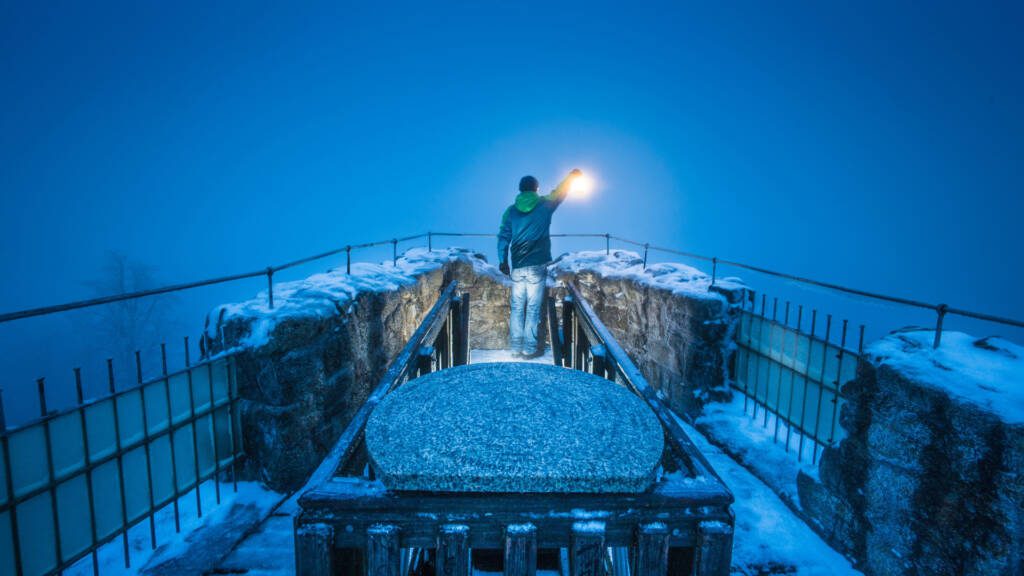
498 174 574 269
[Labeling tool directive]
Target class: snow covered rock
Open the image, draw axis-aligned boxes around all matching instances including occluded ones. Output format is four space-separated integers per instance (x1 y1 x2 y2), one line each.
798 328 1024 576
551 250 746 416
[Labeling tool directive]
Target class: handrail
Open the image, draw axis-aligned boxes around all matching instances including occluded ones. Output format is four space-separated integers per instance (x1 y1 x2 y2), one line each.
1 231 1021 343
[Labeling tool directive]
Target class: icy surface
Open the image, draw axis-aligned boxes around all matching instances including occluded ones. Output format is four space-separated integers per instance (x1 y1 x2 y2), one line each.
470 348 554 364
210 247 503 347
550 249 744 301
676 415 862 575
65 481 284 576
696 394 821 503
869 329 1024 424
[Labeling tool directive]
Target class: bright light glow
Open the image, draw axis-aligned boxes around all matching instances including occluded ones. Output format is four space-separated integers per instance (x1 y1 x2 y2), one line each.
569 173 594 198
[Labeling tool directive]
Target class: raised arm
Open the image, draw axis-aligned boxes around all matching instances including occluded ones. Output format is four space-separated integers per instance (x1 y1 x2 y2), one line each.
544 168 582 208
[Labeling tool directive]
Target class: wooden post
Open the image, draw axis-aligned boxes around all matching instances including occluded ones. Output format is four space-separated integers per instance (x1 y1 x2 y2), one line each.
633 522 669 576
367 524 401 576
504 523 537 576
693 521 733 576
295 522 334 576
562 297 575 369
570 521 605 576
417 346 435 377
452 293 471 366
547 293 562 365
590 345 608 380
437 524 470 576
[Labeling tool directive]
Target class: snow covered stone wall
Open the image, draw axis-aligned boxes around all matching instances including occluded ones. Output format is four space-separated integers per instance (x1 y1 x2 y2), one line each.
551 250 746 416
206 248 511 491
798 329 1024 576
205 248 743 490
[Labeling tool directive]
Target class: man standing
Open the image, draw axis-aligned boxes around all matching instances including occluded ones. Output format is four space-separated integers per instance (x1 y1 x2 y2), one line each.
498 169 581 359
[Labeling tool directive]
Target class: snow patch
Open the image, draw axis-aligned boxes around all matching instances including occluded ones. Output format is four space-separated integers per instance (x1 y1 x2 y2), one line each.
869 329 1024 424
550 250 744 302
209 247 502 348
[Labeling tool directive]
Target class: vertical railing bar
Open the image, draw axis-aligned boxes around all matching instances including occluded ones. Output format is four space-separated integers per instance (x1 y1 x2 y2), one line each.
812 316 832 465
711 257 718 286
933 304 948 348
346 245 352 274
38 378 65 570
858 324 866 355
75 368 101 576
182 341 203 518
135 351 158 550
108 359 132 568
642 243 649 270
827 320 849 448
428 231 433 252
741 293 754 413
160 344 182 533
764 297 778 428
227 355 239 493
773 302 790 442
0 389 25 576
392 238 398 265
750 294 768 421
784 306 803 453
797 311 817 463
266 267 275 309
194 338 221 505
605 233 610 255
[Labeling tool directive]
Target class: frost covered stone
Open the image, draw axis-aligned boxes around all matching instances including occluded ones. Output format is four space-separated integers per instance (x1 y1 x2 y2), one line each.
365 362 665 493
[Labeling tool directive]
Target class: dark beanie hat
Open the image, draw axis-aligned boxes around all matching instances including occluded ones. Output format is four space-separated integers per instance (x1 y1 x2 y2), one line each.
518 175 539 192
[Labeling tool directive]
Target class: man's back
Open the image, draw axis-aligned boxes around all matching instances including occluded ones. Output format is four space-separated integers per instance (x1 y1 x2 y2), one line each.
498 171 577 270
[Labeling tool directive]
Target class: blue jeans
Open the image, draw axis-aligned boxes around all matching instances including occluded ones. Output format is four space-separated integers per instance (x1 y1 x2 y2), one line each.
509 265 546 354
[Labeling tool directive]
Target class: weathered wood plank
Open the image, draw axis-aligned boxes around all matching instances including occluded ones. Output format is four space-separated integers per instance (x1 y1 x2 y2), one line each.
570 522 605 576
367 524 401 576
693 521 733 576
634 522 669 576
295 522 334 576
437 524 469 576
504 523 537 576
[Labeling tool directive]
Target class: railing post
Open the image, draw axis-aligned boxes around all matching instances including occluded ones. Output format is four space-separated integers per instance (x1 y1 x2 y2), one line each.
547 293 562 366
933 304 948 348
633 522 669 576
392 238 398 266
562 297 575 369
0 389 24 576
367 524 401 576
642 243 649 270
454 293 471 366
694 521 733 576
418 346 436 377
346 245 352 274
591 345 609 380
266 267 275 309
504 523 537 576
570 521 605 576
605 233 610 255
437 524 469 576
295 522 335 576
428 231 433 252
38 377 65 566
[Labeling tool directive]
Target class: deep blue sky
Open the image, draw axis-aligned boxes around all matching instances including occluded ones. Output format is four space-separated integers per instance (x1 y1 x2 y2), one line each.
0 1 1022 417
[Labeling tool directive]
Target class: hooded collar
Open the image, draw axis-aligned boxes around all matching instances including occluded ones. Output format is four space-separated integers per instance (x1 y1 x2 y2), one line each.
514 191 541 212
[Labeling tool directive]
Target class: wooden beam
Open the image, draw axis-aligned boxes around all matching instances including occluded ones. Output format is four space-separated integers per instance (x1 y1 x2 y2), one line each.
693 521 733 576
367 524 401 576
295 522 334 576
504 523 537 576
570 522 605 576
437 524 469 576
634 522 669 576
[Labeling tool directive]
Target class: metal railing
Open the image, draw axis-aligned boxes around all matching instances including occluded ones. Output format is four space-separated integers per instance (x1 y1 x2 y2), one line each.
730 294 863 465
2 232 1021 349
0 345 243 576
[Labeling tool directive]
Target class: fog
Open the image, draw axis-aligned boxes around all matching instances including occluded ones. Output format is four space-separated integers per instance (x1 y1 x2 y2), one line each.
2 1 1022 425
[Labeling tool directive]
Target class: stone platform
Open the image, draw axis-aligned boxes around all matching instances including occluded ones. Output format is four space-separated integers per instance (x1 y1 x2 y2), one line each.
365 362 664 493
